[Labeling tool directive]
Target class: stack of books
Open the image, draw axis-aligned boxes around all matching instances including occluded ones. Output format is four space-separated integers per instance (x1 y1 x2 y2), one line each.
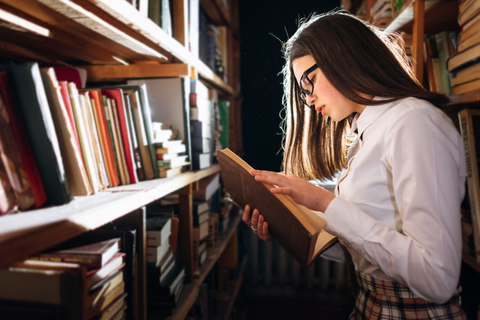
145 203 184 317
447 0 480 94
190 79 214 170
154 139 190 178
0 238 128 319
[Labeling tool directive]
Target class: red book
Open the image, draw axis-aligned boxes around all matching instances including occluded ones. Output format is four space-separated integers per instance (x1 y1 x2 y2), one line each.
0 71 47 209
101 89 138 184
29 238 121 269
59 81 81 154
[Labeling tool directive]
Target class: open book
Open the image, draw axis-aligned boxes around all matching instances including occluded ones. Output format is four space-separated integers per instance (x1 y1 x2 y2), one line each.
217 148 338 267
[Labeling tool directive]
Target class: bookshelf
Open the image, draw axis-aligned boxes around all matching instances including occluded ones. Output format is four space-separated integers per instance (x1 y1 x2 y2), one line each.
0 0 244 319
363 0 480 317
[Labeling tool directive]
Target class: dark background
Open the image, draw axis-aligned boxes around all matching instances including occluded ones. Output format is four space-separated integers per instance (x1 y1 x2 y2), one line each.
238 0 341 171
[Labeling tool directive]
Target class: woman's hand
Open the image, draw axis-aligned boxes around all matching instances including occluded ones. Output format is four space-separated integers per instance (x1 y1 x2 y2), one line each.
250 169 335 212
242 204 272 242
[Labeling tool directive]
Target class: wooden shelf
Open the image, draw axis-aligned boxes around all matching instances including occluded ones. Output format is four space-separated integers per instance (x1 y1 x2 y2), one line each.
386 0 459 34
0 0 234 94
450 89 480 104
166 213 242 320
0 165 220 268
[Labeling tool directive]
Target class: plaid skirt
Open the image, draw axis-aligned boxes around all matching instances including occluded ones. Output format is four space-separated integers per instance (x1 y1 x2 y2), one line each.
349 271 466 320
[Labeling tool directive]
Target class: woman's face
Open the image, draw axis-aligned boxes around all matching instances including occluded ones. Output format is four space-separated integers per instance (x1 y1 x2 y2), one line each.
292 55 366 121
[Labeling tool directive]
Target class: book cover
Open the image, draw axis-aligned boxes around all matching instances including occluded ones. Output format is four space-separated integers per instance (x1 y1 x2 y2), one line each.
29 238 121 269
217 148 338 267
102 89 138 184
447 42 480 73
82 92 110 190
58 81 81 153
124 89 154 180
85 252 126 290
146 215 172 246
107 97 129 185
192 152 211 170
458 0 480 27
79 91 108 191
0 84 36 211
41 68 92 196
0 158 17 215
111 84 158 179
102 96 122 185
0 70 47 209
68 82 100 193
81 88 120 187
123 91 146 181
7 62 72 205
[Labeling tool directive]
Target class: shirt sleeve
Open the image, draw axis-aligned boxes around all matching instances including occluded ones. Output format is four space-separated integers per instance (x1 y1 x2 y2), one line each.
323 107 466 303
319 242 347 263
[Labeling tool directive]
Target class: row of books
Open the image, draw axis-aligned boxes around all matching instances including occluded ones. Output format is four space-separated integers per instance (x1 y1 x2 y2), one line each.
0 60 230 215
0 236 130 320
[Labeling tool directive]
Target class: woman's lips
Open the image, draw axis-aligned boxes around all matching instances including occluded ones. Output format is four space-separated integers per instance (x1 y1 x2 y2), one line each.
316 105 325 115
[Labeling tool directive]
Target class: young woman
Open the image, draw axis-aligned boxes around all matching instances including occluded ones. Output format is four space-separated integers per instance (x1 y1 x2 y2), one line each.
242 11 467 319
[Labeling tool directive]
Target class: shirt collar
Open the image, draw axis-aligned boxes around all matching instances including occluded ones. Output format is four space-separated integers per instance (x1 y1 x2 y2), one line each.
354 97 395 139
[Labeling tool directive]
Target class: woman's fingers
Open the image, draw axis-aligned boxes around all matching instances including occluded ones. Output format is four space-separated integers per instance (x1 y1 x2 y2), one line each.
242 203 271 241
242 205 252 227
251 209 260 231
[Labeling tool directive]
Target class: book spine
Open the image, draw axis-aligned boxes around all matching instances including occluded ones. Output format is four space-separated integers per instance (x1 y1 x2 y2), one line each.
28 254 102 268
8 63 72 205
0 71 47 208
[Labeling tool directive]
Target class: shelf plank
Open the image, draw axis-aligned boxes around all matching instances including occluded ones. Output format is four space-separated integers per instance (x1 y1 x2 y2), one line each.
450 89 480 104
0 166 220 268
81 63 189 81
37 0 167 60
386 0 458 33
0 0 164 64
81 0 234 94
166 213 242 320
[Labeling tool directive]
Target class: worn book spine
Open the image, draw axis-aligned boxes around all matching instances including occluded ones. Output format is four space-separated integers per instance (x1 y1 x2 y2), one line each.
0 71 46 209
41 69 92 197
8 62 72 205
124 89 154 180
101 89 138 184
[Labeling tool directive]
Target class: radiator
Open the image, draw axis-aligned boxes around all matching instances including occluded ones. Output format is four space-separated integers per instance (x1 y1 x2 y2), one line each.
243 232 346 290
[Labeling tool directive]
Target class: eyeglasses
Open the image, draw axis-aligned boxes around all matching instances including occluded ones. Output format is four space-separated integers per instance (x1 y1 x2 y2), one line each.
299 64 318 108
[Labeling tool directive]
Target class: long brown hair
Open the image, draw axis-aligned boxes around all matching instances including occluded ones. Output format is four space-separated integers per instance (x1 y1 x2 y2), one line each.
280 10 449 180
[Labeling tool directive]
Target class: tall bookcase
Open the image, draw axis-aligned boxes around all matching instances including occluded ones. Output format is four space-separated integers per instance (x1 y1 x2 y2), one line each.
0 0 243 319
356 0 480 317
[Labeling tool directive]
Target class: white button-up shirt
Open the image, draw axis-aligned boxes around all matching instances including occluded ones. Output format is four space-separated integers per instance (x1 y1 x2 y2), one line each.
322 97 467 303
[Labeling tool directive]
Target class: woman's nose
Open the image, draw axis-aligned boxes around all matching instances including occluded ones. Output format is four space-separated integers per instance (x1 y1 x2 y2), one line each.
306 94 315 106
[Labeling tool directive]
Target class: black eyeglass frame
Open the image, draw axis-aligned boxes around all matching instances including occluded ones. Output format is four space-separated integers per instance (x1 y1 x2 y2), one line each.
299 64 319 108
